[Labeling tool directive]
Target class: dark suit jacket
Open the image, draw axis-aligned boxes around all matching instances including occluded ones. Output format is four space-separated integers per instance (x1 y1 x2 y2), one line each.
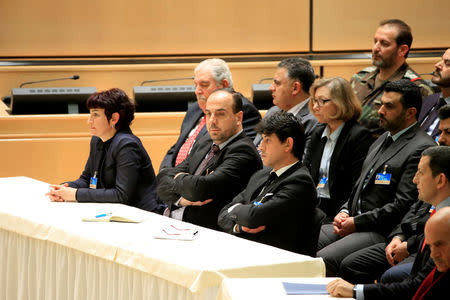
418 93 442 138
218 162 317 254
157 132 263 230
363 241 435 300
67 128 164 213
340 124 436 235
414 270 449 300
159 94 261 170
388 199 432 254
303 120 373 219
253 101 318 151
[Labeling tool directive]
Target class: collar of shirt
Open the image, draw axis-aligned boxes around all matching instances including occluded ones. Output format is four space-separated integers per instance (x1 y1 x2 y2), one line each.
390 121 417 142
216 129 243 150
321 122 345 142
272 160 299 177
287 98 309 116
364 63 409 85
436 196 450 211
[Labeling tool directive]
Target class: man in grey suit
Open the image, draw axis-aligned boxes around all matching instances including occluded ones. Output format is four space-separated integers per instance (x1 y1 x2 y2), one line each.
317 79 436 276
218 111 317 254
253 58 317 153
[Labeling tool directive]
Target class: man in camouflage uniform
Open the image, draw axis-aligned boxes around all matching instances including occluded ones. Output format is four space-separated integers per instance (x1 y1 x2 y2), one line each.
351 19 433 138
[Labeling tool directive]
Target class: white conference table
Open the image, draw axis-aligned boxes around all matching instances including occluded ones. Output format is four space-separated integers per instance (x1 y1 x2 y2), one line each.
0 177 325 300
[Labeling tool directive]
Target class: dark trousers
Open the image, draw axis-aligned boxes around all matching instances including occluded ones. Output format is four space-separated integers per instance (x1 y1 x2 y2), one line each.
340 242 416 283
317 224 385 277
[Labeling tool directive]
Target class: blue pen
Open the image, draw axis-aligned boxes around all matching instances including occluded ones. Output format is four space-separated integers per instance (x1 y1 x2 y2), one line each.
95 212 111 218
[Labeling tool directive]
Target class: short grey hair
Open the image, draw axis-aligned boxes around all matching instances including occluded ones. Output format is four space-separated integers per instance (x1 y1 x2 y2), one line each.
195 58 233 88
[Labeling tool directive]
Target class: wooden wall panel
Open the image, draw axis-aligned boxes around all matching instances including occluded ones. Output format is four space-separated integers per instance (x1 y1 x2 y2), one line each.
0 113 184 183
0 0 310 56
313 0 450 51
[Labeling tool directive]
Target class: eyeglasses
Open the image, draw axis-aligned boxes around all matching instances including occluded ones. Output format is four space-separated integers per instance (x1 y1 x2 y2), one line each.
312 98 332 107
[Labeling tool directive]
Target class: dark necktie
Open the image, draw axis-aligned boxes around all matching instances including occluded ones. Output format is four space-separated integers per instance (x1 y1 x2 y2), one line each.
256 172 278 203
355 135 393 214
380 135 393 154
194 144 220 175
260 172 278 193
421 97 446 134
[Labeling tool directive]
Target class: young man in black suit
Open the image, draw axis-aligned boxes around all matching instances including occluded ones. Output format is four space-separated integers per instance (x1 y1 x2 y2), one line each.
157 89 262 230
327 147 450 299
159 58 261 170
218 111 317 254
317 79 436 276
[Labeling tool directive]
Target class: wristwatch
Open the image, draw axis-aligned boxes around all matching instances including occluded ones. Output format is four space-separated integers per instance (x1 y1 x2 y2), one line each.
352 285 357 299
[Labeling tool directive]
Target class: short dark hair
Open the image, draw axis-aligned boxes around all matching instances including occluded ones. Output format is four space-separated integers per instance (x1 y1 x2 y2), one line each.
422 146 450 180
278 58 316 93
384 79 422 118
255 111 305 159
86 88 135 130
379 19 413 58
438 104 450 121
209 87 243 113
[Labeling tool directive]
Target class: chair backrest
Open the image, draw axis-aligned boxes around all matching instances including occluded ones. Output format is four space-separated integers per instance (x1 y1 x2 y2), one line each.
300 208 327 257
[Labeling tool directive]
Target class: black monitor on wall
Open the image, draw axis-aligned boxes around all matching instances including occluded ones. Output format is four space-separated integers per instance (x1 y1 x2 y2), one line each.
133 85 196 112
251 83 273 110
10 87 96 115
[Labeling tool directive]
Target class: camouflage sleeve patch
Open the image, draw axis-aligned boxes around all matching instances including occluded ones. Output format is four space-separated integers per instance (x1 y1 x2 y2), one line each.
351 66 376 83
418 83 434 98
404 69 421 80
403 69 434 98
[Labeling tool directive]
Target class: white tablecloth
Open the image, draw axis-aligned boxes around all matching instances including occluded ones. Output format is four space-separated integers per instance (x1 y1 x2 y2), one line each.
0 177 325 299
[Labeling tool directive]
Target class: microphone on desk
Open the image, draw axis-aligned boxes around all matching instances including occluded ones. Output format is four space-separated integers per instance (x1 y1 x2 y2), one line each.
19 75 80 88
258 78 273 84
419 72 434 76
140 76 194 86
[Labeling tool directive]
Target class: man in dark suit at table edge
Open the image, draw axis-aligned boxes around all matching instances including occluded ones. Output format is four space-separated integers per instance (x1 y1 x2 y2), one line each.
327 147 450 299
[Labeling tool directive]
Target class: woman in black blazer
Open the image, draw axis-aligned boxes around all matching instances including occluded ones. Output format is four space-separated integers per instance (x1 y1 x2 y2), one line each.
303 77 374 221
47 88 165 213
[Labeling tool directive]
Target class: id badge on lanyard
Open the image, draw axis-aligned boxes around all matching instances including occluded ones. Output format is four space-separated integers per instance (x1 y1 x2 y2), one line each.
89 171 98 189
375 165 391 185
